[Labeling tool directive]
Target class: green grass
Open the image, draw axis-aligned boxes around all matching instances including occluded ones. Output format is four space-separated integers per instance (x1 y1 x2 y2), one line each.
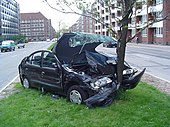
48 42 56 50
0 82 170 127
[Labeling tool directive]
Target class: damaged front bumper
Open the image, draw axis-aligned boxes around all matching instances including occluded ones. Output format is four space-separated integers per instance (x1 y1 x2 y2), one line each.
84 68 146 108
84 82 117 108
122 68 146 89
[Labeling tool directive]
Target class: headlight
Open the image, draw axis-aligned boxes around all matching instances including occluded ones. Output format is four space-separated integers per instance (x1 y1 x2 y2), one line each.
90 77 112 89
123 69 136 75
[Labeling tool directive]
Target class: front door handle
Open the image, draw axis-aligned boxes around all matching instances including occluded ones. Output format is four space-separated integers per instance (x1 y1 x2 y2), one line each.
41 71 45 75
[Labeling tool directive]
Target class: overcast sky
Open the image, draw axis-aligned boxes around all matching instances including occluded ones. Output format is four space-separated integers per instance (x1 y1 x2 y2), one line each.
16 0 81 31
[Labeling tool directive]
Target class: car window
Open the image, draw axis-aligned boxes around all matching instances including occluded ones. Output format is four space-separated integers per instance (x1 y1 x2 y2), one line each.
69 33 117 47
42 52 57 68
26 52 42 67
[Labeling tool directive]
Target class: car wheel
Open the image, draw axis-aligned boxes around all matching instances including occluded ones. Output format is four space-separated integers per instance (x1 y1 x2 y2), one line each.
67 85 88 104
23 77 30 89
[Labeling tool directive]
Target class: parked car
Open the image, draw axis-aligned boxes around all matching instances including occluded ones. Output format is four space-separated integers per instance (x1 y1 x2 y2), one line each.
46 39 50 42
0 40 15 52
103 37 117 48
18 32 145 107
17 41 25 49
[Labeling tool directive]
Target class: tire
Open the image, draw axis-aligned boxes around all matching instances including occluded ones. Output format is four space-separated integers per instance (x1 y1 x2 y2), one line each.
67 85 88 104
22 77 30 89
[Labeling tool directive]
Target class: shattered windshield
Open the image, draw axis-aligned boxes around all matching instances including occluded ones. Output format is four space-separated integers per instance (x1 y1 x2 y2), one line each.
69 33 117 47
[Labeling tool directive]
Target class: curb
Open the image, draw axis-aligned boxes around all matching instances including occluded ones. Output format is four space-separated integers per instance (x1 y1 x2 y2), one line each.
0 75 19 93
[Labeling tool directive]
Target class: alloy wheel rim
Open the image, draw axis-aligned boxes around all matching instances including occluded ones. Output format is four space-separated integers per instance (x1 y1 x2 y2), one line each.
70 90 82 104
23 78 29 89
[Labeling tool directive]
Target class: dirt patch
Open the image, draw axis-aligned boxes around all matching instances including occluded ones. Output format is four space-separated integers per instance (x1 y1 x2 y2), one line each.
0 79 21 100
141 73 170 95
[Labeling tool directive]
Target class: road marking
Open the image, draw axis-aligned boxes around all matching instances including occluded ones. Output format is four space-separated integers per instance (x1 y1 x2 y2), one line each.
0 75 19 93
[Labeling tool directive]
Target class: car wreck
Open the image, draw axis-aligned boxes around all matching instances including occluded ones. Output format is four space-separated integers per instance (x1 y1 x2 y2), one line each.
18 32 145 107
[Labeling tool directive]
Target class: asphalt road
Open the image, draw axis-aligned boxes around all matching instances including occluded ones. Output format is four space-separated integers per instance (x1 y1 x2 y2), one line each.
126 43 170 82
97 43 170 82
0 41 53 92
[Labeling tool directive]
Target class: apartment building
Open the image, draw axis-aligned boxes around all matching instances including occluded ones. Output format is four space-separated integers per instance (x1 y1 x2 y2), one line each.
130 0 170 45
70 12 95 33
93 0 121 36
94 0 170 45
0 0 20 39
20 12 56 41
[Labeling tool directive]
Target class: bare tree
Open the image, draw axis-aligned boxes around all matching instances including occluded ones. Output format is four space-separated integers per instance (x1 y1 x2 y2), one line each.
43 0 170 87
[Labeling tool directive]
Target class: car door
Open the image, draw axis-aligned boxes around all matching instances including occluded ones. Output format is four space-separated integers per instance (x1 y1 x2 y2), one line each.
40 51 62 93
24 51 43 87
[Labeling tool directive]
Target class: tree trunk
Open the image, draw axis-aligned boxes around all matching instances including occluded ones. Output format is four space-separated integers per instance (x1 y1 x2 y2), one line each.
117 19 129 86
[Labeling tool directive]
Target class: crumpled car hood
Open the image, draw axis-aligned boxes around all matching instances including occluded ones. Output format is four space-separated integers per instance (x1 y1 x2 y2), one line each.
52 32 116 63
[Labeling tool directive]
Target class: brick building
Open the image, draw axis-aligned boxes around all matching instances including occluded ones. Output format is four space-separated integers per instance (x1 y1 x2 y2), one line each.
93 0 170 45
70 12 95 33
20 12 56 41
131 0 170 45
0 0 20 39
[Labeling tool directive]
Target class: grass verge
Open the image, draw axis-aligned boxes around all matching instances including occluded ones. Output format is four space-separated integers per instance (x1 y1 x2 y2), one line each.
48 42 56 50
0 82 170 127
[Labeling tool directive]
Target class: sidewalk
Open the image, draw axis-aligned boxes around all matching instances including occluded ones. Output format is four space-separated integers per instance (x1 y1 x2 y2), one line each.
0 77 20 100
127 42 170 49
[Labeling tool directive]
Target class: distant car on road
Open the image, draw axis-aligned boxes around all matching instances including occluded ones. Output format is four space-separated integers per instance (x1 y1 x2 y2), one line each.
0 40 15 52
103 37 117 48
46 39 50 42
17 41 25 49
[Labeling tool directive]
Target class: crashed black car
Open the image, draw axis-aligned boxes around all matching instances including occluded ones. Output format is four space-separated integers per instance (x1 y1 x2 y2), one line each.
18 32 145 107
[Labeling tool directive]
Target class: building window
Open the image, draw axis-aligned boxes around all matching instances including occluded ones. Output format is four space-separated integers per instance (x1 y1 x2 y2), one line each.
117 2 121 6
155 27 163 37
117 11 121 17
102 17 104 21
105 8 108 13
101 10 104 14
112 4 115 9
156 11 162 18
142 28 147 37
112 13 115 18
106 15 109 20
112 22 115 27
142 15 147 24
156 0 163 4
132 29 135 37
98 25 100 29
